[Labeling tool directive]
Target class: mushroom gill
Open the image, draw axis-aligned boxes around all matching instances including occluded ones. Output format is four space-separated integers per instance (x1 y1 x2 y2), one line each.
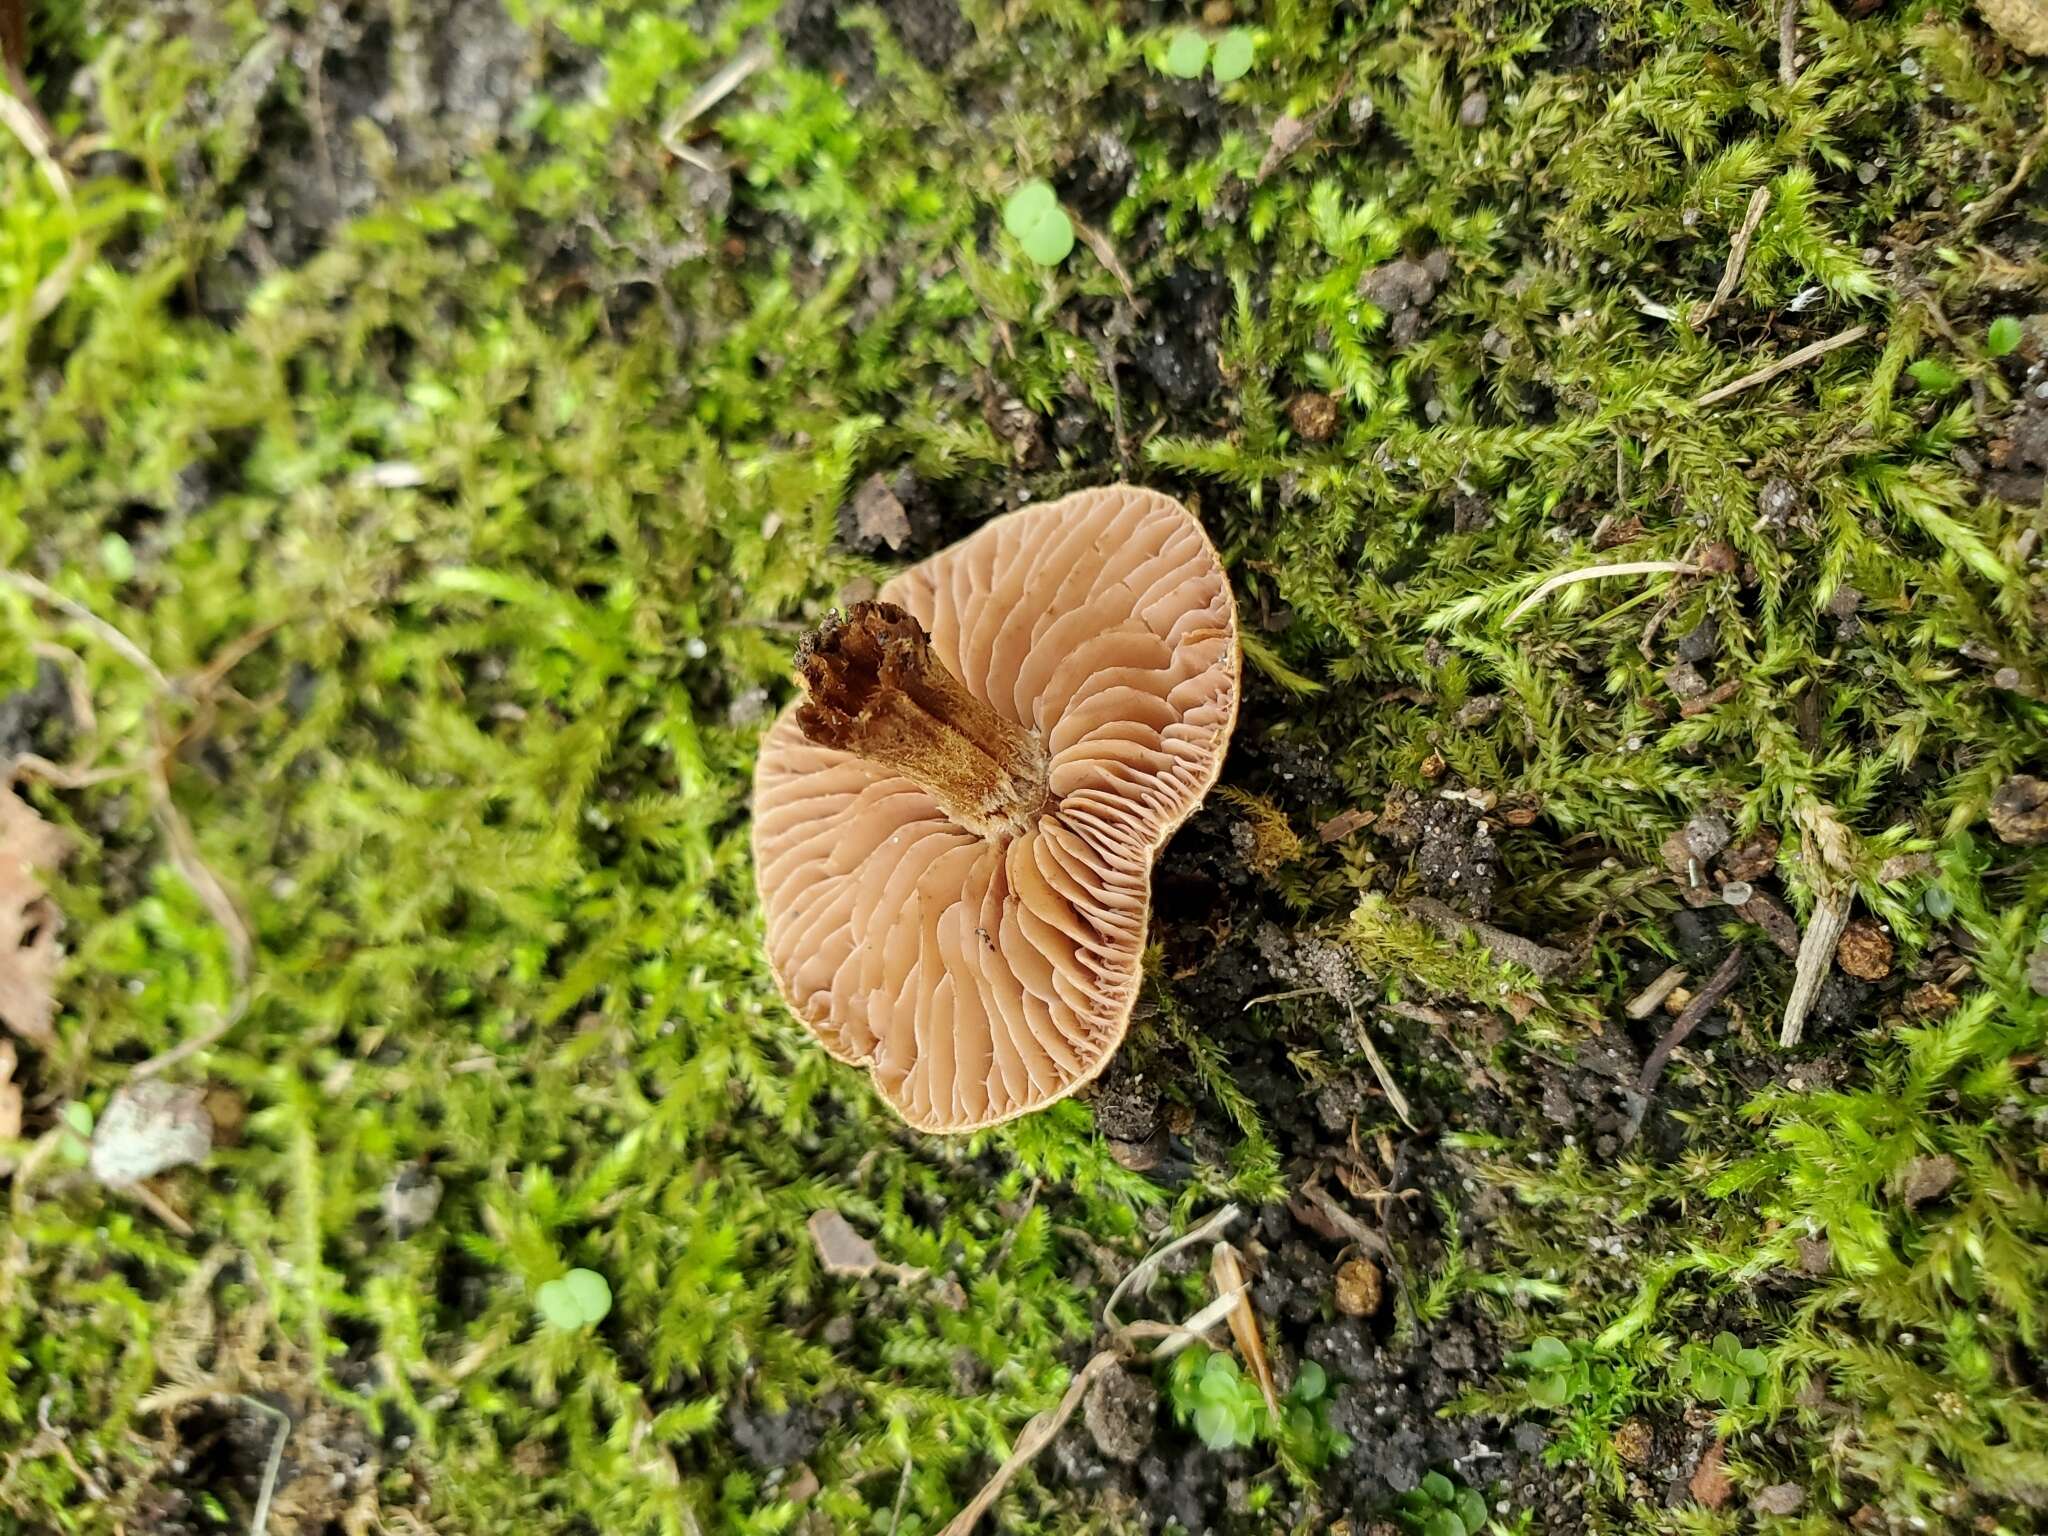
752 484 1239 1132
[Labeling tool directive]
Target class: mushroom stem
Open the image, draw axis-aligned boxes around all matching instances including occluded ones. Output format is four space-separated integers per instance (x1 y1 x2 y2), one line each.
795 601 1049 841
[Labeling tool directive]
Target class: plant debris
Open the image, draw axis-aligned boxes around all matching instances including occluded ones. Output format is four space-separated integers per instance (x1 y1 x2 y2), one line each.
0 789 68 1047
89 1079 213 1185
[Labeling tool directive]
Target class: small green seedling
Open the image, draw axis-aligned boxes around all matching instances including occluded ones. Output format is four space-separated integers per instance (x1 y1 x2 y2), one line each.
1508 1335 1583 1408
1675 1331 1768 1406
1987 316 2023 358
1001 180 1074 267
1398 1470 1490 1536
1277 1357 1353 1469
1210 29 1255 82
1163 28 1210 78
537 1267 613 1329
1906 357 1961 395
1168 1345 1267 1449
58 1101 93 1167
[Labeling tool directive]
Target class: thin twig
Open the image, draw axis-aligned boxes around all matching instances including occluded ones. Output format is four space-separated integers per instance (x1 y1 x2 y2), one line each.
1347 1001 1415 1130
1068 210 1136 303
237 1395 292 1536
0 94 83 349
1958 110 2048 237
1780 888 1850 1048
131 1005 239 1080
0 571 172 693
1779 0 1800 86
886 1455 914 1536
1693 323 1870 408
1624 946 1744 1141
1691 185 1772 328
660 38 772 156
1504 561 1705 626
1625 964 1688 1021
942 1206 1244 1536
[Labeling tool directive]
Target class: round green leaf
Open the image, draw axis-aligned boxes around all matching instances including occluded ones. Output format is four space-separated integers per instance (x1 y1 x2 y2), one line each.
1211 29 1255 81
1521 1335 1571 1370
1193 1400 1237 1448
1528 1373 1569 1408
1924 884 1956 919
563 1267 613 1322
1712 1331 1743 1360
1421 1471 1456 1504
1163 29 1209 78
1292 1358 1328 1402
1735 1347 1769 1377
1016 206 1073 266
536 1278 581 1329
1987 316 2023 357
61 1101 93 1137
1455 1488 1489 1533
1002 180 1058 237
1423 1512 1463 1536
1906 357 1960 395
99 533 136 582
1726 1374 1752 1407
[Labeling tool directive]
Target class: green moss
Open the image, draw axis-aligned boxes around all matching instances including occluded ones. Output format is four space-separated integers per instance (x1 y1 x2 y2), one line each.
1 0 2044 1530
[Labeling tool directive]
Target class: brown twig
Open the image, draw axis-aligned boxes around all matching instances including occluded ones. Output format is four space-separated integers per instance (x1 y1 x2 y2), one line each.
1779 0 1800 86
1958 110 2048 238
1694 323 1870 408
1407 896 1574 980
1625 964 1688 1020
1691 185 1772 328
1624 945 1745 1141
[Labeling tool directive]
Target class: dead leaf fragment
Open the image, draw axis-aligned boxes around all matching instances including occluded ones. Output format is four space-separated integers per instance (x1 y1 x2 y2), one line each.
1258 113 1315 180
808 1208 881 1276
1896 1153 1959 1208
849 473 912 551
1211 1242 1279 1418
0 789 69 1047
1317 807 1376 843
1835 918 1894 980
1689 1441 1734 1509
1989 774 2048 845
89 1079 213 1184
1753 1483 1806 1517
1978 0 2048 53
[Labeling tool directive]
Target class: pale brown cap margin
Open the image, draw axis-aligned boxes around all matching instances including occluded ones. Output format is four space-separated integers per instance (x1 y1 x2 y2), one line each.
751 484 1240 1133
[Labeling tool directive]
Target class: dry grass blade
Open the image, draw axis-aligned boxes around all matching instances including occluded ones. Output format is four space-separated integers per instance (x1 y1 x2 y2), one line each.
1624 946 1745 1141
1693 323 1870 408
1210 1242 1279 1418
1505 561 1704 626
660 38 772 156
0 571 171 693
941 1206 1242 1536
1692 185 1772 327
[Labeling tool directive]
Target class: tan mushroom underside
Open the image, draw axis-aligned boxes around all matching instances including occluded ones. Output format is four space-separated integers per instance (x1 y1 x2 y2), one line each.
752 485 1239 1132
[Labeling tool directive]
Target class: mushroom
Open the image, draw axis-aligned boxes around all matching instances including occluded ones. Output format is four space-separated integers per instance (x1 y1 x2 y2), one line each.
752 484 1240 1132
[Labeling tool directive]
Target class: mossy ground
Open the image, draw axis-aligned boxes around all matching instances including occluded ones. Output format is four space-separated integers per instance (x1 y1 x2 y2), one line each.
2 0 2046 1531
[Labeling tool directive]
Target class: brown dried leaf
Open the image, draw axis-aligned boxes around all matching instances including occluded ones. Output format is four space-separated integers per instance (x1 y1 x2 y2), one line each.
1317 807 1376 843
0 790 69 1046
1210 1242 1279 1418
1896 1153 1959 1208
1689 1441 1734 1509
850 474 912 551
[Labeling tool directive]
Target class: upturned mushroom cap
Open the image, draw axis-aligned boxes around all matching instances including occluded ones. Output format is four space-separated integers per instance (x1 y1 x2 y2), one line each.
752 484 1240 1132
